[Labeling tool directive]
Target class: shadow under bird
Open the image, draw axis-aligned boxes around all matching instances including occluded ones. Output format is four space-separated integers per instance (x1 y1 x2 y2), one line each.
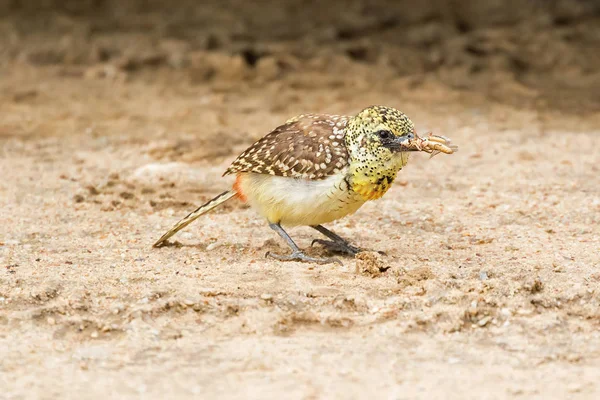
153 105 457 264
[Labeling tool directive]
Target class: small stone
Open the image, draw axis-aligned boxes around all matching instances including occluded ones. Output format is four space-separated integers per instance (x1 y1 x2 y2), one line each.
479 271 489 280
47 317 56 325
260 293 273 301
206 242 221 251
90 331 99 338
183 299 195 306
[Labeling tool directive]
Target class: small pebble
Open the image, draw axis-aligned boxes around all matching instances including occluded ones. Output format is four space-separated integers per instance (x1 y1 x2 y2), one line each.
206 242 221 251
260 293 273 301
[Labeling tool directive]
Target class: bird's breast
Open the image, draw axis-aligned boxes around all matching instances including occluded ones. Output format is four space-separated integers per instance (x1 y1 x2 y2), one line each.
350 174 395 200
235 172 366 226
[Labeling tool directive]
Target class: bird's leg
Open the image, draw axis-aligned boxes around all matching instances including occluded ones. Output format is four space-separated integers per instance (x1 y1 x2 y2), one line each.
310 225 362 256
266 223 342 265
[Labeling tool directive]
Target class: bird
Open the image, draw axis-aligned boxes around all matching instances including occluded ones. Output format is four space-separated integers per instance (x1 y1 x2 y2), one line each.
153 105 456 264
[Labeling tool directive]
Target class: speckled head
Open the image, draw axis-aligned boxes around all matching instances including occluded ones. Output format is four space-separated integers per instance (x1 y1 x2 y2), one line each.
344 106 417 200
345 105 415 159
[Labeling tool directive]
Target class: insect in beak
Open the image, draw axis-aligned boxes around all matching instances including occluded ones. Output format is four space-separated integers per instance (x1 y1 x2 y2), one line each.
394 132 458 156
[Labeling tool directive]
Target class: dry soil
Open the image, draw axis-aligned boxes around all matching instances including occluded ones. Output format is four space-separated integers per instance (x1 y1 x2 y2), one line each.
1 1 600 399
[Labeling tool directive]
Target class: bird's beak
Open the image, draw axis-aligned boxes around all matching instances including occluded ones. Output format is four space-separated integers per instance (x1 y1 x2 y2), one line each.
390 134 416 152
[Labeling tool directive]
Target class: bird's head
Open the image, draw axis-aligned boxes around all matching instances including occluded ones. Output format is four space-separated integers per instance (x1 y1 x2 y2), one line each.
345 105 416 170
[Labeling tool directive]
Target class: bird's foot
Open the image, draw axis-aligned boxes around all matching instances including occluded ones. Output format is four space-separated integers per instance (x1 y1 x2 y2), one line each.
265 250 343 265
310 239 362 256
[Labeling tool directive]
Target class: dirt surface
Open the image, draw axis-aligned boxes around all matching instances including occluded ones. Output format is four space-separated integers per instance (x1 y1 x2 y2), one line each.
1 1 600 399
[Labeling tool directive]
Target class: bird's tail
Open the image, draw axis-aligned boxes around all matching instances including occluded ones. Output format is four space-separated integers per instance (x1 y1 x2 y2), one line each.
153 190 237 247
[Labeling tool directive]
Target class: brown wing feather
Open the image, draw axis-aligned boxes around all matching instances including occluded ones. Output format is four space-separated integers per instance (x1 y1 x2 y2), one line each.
223 114 350 180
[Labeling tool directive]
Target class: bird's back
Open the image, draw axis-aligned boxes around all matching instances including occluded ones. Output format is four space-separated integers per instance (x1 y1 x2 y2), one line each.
224 114 351 180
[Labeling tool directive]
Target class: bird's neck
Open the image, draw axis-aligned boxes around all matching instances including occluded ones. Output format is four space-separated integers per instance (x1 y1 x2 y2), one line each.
347 153 410 201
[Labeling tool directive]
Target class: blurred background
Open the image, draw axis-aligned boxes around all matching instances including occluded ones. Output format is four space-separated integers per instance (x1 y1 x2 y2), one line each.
2 0 600 114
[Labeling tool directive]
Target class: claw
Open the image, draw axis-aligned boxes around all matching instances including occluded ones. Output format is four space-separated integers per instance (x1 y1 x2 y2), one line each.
311 239 361 256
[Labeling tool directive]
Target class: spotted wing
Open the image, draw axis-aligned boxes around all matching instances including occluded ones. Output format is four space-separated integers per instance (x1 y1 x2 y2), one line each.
223 114 350 180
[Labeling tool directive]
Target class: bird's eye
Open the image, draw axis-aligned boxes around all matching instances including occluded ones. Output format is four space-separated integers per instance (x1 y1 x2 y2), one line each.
377 130 392 140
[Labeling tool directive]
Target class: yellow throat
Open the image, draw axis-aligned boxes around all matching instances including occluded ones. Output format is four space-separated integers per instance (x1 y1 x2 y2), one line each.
349 152 410 201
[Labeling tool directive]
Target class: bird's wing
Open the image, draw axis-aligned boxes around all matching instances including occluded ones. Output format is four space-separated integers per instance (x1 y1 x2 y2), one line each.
223 114 350 180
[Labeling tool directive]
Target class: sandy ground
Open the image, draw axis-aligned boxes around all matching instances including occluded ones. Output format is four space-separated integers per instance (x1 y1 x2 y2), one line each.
2 1 600 399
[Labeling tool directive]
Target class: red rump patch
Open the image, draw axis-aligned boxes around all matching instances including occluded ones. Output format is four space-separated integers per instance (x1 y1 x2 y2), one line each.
233 174 247 202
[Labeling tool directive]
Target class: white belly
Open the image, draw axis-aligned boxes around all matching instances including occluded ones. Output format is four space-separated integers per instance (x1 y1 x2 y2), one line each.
237 172 366 226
